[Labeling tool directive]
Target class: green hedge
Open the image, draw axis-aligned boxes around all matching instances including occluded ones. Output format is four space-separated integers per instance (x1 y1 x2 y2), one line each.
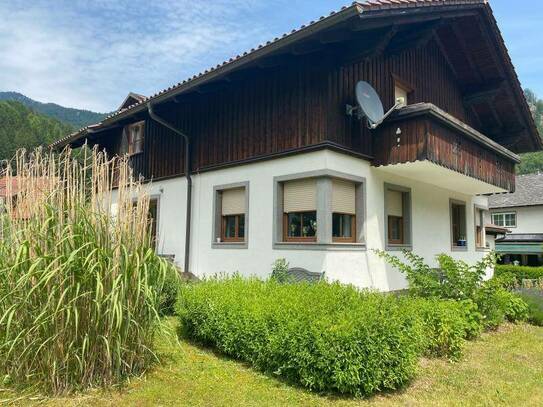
495 265 543 282
177 278 480 396
517 289 543 326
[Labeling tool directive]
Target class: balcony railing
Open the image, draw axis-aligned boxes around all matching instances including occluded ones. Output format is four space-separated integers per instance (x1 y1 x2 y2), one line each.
372 103 519 193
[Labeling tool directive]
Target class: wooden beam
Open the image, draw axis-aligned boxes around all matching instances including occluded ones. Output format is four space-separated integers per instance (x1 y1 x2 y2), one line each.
386 21 442 55
291 40 324 55
339 26 397 64
463 80 505 106
433 29 459 79
449 19 483 83
319 29 353 44
349 10 478 32
256 54 292 68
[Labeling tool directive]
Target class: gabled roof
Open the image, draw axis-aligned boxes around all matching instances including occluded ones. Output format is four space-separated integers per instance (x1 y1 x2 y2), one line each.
489 173 543 209
117 92 146 111
51 0 540 153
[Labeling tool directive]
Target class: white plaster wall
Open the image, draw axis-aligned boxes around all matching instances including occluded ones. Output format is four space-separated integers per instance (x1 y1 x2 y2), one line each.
490 205 543 234
121 149 491 291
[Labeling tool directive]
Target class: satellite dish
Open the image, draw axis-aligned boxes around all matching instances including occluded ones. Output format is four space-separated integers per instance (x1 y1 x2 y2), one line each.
346 81 404 129
355 81 384 126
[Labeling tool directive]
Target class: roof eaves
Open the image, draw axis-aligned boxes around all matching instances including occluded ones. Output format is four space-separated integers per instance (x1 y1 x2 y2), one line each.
99 3 364 126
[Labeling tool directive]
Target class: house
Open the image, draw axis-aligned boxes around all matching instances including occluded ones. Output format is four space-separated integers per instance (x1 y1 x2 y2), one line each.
52 1 541 291
489 173 543 266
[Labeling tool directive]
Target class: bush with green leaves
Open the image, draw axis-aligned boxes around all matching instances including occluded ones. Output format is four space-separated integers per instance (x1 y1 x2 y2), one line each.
270 258 289 282
495 265 543 283
475 278 528 329
376 250 495 300
399 297 482 360
158 264 182 316
517 289 543 326
377 250 528 330
0 148 170 395
178 277 427 397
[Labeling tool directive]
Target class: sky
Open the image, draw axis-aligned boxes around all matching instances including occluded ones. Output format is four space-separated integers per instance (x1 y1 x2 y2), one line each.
0 0 541 113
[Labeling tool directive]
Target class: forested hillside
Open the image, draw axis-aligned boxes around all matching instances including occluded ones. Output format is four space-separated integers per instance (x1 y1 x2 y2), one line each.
0 92 106 129
0 101 73 160
517 89 543 175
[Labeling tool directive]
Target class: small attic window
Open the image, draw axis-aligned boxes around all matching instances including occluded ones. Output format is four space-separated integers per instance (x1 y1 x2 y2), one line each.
121 121 145 156
393 76 412 108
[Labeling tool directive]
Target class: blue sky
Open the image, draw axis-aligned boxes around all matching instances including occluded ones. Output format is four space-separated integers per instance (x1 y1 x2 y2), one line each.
0 0 540 112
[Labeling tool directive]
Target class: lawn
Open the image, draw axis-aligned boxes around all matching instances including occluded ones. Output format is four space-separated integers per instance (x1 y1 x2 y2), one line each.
14 319 543 407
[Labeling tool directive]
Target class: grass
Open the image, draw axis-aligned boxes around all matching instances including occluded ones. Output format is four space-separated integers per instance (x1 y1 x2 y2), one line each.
11 318 543 407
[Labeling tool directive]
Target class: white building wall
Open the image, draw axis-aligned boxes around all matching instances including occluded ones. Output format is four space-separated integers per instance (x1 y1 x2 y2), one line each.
490 205 543 234
127 149 490 291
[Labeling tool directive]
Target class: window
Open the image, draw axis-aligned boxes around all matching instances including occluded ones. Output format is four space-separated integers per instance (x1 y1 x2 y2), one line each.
474 206 485 249
149 198 159 248
121 121 145 156
491 212 516 228
213 182 249 247
283 178 317 242
450 200 467 249
395 84 408 107
393 77 412 107
273 171 365 249
332 179 356 242
132 197 159 250
220 187 246 242
385 184 411 249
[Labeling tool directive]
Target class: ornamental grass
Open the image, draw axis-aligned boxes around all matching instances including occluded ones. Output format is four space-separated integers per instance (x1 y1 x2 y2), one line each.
0 147 170 394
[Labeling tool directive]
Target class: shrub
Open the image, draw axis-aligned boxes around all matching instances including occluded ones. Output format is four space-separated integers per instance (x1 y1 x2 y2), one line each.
178 277 425 397
270 258 289 283
159 264 182 316
399 298 482 360
516 289 543 326
475 279 528 329
0 148 168 394
376 250 496 301
495 265 543 282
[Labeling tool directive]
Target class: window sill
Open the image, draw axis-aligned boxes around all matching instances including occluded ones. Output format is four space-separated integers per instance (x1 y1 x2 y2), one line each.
476 247 490 252
451 246 468 252
386 244 412 252
273 242 366 251
212 241 248 249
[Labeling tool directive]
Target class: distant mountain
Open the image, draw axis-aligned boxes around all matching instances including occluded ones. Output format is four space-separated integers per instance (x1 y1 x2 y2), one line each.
0 92 107 129
0 100 74 160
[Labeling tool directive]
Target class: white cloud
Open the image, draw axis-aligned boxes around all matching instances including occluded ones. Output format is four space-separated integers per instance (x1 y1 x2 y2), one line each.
0 0 270 112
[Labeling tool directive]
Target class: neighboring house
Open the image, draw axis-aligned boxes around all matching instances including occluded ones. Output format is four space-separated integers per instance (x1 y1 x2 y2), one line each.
52 1 541 291
489 173 543 266
0 176 55 219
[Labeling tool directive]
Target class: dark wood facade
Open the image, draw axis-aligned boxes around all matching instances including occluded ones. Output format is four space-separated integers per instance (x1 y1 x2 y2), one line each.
373 105 517 191
68 4 538 192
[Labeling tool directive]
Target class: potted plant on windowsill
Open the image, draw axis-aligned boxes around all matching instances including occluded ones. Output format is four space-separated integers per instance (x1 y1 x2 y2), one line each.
457 236 467 247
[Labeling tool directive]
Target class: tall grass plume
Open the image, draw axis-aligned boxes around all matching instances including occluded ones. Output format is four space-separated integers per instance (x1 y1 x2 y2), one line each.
0 147 170 394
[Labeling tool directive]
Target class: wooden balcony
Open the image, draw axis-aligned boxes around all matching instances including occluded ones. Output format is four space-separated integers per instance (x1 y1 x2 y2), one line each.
372 103 519 194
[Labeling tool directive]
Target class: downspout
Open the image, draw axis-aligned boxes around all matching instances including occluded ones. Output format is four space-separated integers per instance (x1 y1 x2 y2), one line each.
147 103 192 275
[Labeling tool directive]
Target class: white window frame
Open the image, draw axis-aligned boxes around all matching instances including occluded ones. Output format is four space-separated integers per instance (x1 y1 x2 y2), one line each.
491 212 517 228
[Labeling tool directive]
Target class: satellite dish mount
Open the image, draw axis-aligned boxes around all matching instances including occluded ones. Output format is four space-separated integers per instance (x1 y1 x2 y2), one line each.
346 81 405 129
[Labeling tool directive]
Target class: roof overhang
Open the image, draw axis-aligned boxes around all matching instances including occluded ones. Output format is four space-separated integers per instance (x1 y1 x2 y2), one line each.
376 160 508 195
51 0 540 153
